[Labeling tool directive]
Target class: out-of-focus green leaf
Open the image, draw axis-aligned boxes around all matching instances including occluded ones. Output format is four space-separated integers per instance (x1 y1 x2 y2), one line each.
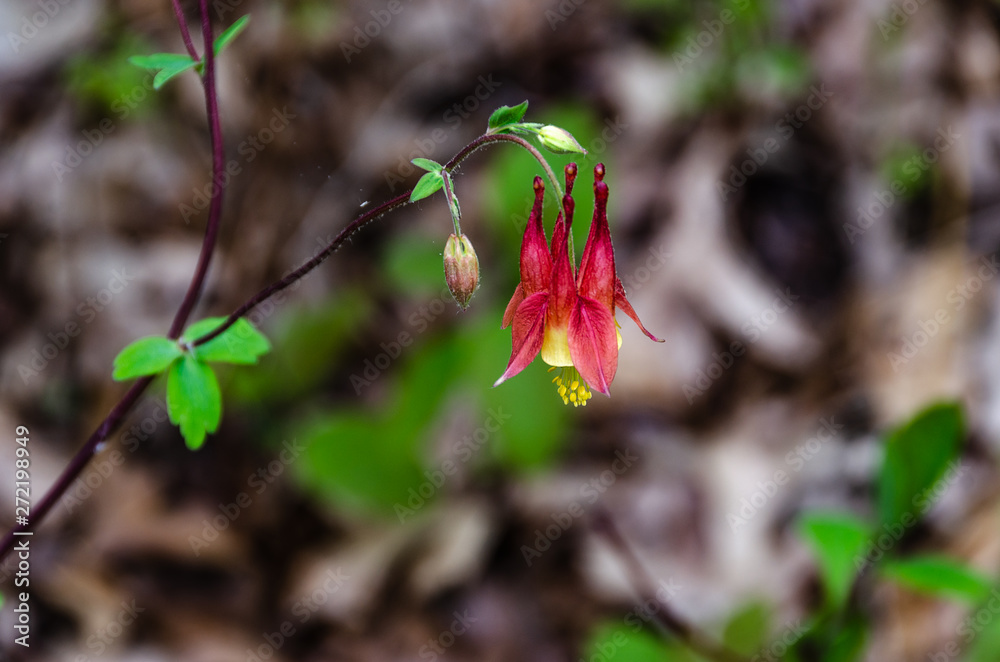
128 53 198 89
583 621 696 661
963 597 1000 662
798 512 870 607
290 338 457 517
292 411 425 516
881 556 991 604
723 602 771 656
66 36 154 115
459 317 568 472
229 294 369 404
877 401 963 530
821 616 868 662
383 233 448 296
879 144 931 199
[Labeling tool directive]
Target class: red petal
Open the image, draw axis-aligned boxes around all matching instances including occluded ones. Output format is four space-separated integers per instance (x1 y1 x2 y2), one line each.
502 283 524 329
547 210 577 330
615 278 663 342
568 296 619 395
495 292 548 386
577 168 615 310
520 177 551 296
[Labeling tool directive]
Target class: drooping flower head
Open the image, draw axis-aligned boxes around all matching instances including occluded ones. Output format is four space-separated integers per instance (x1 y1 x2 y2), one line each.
494 163 662 406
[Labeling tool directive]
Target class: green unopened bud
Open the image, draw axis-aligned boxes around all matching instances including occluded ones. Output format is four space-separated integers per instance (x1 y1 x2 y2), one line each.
537 125 587 155
443 233 479 309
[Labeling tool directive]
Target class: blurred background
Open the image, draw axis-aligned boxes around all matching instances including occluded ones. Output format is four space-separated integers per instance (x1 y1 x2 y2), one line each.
2 0 1000 660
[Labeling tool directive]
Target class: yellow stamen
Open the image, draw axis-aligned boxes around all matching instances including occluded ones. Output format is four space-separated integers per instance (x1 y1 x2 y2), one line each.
549 366 592 407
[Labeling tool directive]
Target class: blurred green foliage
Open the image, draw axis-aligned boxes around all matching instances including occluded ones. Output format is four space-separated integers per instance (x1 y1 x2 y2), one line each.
722 602 771 656
65 34 157 117
879 144 935 200
581 401 981 662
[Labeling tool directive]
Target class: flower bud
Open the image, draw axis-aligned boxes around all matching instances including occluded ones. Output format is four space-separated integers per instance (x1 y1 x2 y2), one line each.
444 233 479 309
537 125 587 155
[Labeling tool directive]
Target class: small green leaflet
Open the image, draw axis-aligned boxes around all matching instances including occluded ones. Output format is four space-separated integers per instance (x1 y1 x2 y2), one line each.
113 337 183 380
128 14 250 90
410 170 444 203
881 556 992 604
167 355 221 450
214 15 250 55
128 53 197 90
183 317 271 365
411 158 442 173
487 101 528 133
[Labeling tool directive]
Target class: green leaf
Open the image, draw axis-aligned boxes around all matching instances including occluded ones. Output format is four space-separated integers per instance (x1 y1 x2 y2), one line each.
128 52 193 71
167 355 222 450
584 620 703 661
112 336 183 380
963 598 1000 662
410 170 444 202
214 15 250 55
723 603 771 656
821 616 868 662
184 317 271 365
411 157 443 173
293 412 425 516
464 323 568 472
488 101 528 131
128 53 197 90
881 556 992 604
798 512 871 607
878 401 964 530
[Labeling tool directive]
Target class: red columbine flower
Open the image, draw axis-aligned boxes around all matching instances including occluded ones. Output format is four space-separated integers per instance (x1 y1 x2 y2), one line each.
494 163 662 406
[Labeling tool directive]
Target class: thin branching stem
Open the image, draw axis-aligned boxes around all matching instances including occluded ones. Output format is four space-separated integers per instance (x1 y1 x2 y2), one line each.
169 0 200 62
0 124 555 560
0 0 224 561
168 0 222 340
